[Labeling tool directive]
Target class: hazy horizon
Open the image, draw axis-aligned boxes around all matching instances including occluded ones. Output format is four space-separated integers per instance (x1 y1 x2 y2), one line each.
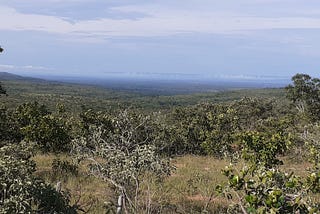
1 0 320 81
0 70 289 96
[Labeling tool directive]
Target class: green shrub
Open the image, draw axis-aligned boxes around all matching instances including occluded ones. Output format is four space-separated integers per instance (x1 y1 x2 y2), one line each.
52 158 79 177
218 125 319 213
14 102 72 153
0 143 77 213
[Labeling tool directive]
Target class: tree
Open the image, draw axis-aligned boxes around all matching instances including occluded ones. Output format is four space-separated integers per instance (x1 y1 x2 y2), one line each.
285 73 320 120
73 110 172 213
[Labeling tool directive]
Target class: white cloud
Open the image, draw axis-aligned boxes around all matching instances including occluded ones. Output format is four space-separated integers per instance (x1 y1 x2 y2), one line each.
1 4 320 40
0 63 53 72
0 64 15 70
22 65 50 70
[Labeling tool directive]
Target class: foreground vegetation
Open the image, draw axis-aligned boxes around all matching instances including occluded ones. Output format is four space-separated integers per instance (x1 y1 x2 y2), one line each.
1 72 320 213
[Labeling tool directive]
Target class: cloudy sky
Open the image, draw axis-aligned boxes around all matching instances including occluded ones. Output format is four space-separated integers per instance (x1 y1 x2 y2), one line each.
0 0 320 80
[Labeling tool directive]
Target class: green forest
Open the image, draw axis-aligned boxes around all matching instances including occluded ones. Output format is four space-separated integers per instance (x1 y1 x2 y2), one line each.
1 71 320 213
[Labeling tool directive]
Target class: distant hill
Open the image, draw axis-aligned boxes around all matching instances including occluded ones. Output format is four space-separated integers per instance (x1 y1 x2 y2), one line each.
0 72 46 82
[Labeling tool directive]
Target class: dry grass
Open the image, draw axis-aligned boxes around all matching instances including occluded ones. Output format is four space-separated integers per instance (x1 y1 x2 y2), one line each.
33 154 110 213
33 154 317 213
281 156 313 177
154 155 230 213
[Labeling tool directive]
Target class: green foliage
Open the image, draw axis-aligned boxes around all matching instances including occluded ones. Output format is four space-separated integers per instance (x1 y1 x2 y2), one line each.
219 165 315 214
151 118 188 155
2 71 320 213
302 124 320 165
217 99 319 213
0 82 6 95
78 108 114 136
306 167 320 194
231 97 280 130
166 105 209 155
0 73 286 112
0 143 77 213
286 73 320 120
201 104 239 156
14 101 49 126
0 105 22 142
301 124 320 194
52 158 79 177
14 102 72 152
237 131 291 168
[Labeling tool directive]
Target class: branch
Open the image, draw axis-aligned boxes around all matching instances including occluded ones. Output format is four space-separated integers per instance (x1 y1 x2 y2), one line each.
233 191 248 214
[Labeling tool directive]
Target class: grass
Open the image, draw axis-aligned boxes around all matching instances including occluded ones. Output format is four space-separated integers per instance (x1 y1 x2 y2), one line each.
34 154 110 213
164 156 230 213
33 154 316 213
33 154 230 213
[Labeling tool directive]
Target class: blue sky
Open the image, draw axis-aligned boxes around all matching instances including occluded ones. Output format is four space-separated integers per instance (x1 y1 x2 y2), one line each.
0 0 320 81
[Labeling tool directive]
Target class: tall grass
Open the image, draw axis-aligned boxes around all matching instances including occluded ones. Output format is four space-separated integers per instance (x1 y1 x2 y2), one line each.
33 154 316 213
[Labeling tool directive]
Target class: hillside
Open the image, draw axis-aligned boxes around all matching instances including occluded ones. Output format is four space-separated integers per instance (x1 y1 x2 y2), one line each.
0 72 45 81
2 72 320 213
0 72 286 111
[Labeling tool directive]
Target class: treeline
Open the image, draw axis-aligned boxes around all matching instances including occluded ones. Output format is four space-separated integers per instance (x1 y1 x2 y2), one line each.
1 73 320 213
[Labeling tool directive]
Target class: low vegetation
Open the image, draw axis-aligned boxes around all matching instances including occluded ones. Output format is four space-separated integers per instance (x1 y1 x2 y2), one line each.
1 73 320 213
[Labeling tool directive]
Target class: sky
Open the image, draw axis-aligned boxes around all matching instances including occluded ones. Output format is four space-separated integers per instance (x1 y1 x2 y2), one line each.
0 0 320 81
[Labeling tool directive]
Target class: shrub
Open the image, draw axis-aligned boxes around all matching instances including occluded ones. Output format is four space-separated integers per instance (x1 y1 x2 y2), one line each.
0 105 21 142
218 125 320 213
73 110 172 213
14 102 72 153
52 158 79 177
0 143 77 213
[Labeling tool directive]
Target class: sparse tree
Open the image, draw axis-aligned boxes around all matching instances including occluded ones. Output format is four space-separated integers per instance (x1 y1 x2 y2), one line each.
73 110 172 213
286 73 320 120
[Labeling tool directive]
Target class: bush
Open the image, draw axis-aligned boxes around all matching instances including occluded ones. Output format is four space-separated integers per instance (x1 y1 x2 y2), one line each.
73 110 172 213
14 102 72 153
52 158 79 177
0 143 77 213
0 105 21 142
218 124 320 213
